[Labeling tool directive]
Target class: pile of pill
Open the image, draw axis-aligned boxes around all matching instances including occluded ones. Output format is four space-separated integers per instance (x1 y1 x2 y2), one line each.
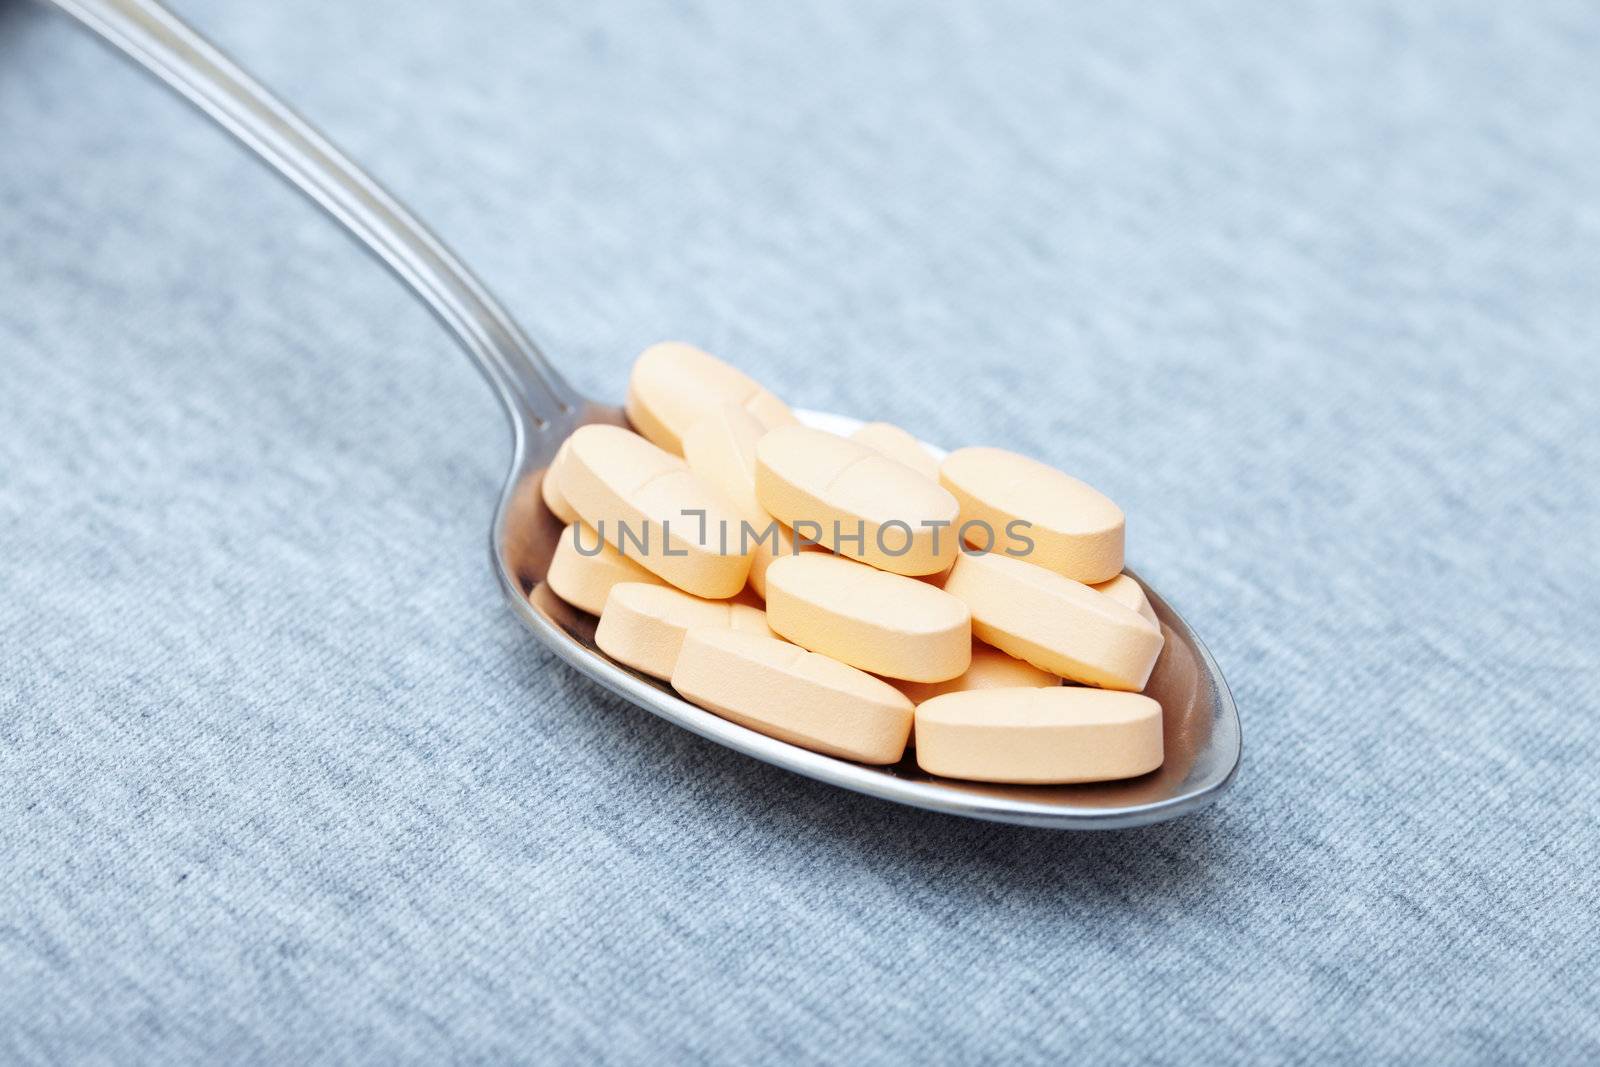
540 342 1166 784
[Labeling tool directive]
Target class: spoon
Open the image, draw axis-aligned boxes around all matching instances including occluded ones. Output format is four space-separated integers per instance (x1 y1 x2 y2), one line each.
46 0 1240 828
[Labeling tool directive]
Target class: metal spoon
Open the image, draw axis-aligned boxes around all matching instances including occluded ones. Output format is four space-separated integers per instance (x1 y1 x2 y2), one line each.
46 0 1240 828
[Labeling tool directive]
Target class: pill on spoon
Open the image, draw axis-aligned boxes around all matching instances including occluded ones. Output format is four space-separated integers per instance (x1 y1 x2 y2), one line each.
672 628 913 764
915 687 1163 784
682 404 769 521
940 446 1125 584
764 553 971 682
680 404 808 599
596 582 769 681
1092 572 1159 629
545 522 666 615
894 642 1060 705
541 437 579 524
850 421 940 480
756 425 960 577
561 424 753 599
942 551 1163 691
625 342 795 455
895 642 1060 752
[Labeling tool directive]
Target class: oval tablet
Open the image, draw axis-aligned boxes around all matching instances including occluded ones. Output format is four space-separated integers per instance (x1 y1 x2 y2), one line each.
672 628 913 764
625 342 796 455
765 554 971 682
541 437 580 524
561 424 752 599
895 642 1060 706
545 523 666 615
755 425 960 576
942 551 1163 691
1092 572 1159 629
682 404 769 523
940 446 1124 584
850 421 939 480
680 404 810 599
915 687 1163 784
596 582 769 681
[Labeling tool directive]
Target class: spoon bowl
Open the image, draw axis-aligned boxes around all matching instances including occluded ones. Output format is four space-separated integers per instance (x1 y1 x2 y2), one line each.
496 408 1240 829
52 0 1241 830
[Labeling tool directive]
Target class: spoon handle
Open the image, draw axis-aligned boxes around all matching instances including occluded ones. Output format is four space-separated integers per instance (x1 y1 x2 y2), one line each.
46 0 577 433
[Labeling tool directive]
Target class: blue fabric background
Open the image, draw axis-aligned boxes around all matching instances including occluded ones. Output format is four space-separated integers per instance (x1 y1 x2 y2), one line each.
3 0 1597 1061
